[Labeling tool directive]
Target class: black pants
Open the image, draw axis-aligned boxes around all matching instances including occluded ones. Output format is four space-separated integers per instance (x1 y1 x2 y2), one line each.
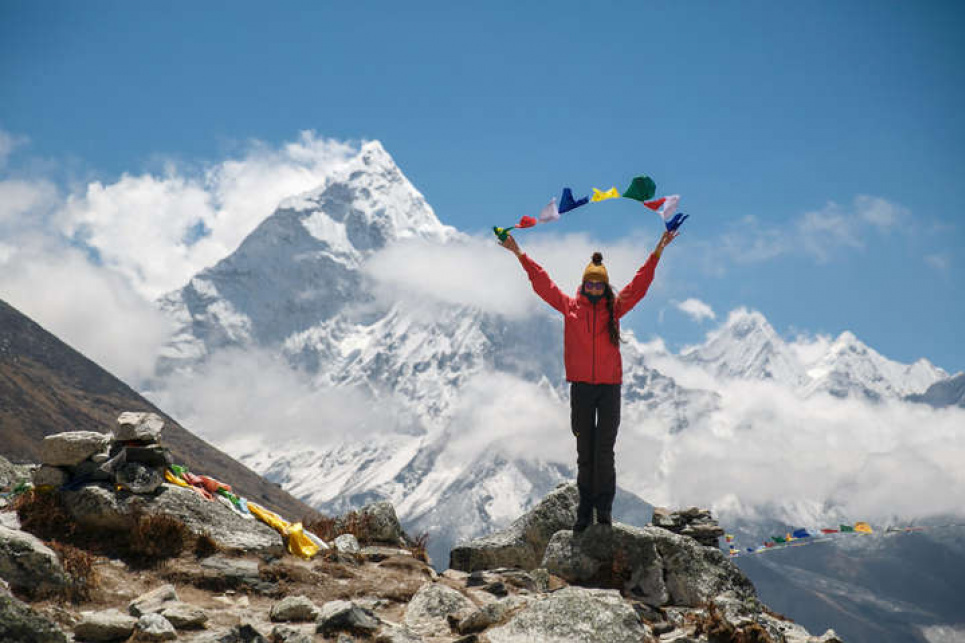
570 382 621 517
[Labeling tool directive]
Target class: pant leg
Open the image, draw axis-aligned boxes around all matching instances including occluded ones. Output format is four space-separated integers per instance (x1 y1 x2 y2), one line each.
570 382 597 522
592 383 621 515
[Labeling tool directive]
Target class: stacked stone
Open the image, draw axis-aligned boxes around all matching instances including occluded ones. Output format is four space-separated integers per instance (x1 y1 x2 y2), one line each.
649 506 725 548
32 412 172 495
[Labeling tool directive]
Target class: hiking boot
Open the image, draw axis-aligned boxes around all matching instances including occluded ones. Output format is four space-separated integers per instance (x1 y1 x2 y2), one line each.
572 518 591 534
596 511 612 526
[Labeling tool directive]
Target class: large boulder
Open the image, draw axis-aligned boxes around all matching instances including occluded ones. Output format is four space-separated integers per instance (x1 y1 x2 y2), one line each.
541 522 756 607
41 431 112 467
0 584 68 642
61 484 284 555
485 586 647 643
0 524 67 597
115 412 165 442
403 582 476 637
449 482 578 572
337 501 406 544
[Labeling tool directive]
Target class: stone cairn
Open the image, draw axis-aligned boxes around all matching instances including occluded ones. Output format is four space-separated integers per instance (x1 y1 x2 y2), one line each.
32 412 172 495
649 506 726 548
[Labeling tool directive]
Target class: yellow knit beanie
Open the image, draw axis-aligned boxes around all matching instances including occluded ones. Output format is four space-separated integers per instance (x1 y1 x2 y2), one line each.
582 252 609 284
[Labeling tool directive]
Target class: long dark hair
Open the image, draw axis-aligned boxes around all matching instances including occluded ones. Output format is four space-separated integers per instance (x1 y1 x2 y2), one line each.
603 283 621 346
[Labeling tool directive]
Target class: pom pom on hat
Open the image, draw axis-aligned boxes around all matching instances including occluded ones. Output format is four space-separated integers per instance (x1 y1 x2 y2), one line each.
582 252 609 283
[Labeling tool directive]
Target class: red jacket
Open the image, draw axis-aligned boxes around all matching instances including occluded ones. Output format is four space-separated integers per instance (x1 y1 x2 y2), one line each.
518 252 660 384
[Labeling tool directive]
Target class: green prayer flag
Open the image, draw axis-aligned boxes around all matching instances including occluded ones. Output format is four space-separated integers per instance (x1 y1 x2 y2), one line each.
772 536 786 544
840 524 855 533
623 175 657 202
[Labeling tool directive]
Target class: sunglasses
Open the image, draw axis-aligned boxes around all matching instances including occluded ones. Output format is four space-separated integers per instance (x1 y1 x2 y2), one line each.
583 281 606 292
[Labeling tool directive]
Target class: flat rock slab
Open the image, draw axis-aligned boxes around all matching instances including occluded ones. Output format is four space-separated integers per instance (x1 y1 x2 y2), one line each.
485 586 647 643
42 431 111 467
62 484 284 555
74 608 138 641
129 584 178 617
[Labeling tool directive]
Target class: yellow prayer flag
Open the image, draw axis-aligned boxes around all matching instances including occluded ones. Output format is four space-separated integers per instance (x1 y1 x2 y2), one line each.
854 522 873 534
591 187 621 202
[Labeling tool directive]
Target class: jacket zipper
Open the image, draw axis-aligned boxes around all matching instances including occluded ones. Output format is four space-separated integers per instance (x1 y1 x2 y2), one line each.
592 305 597 383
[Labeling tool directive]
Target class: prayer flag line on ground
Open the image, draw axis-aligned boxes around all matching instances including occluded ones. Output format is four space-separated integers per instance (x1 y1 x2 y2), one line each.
724 521 965 557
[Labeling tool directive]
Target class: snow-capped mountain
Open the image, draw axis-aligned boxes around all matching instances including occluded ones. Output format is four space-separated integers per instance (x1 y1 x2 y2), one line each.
680 308 946 400
680 309 808 387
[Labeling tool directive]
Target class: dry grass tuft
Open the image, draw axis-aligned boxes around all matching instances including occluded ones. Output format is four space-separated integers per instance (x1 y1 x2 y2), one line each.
304 510 375 543
129 510 189 564
694 602 774 643
193 531 222 559
14 489 76 542
410 532 430 563
49 540 98 603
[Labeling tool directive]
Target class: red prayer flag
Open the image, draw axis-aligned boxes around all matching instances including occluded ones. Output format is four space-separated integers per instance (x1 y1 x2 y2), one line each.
643 197 667 211
517 216 537 228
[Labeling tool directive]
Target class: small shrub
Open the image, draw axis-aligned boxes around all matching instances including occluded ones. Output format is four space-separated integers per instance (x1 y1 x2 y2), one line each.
304 514 337 541
193 531 222 558
410 532 430 563
129 512 188 563
49 541 98 603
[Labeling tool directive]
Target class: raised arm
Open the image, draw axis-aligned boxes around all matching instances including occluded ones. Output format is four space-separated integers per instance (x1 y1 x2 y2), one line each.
500 234 574 315
614 230 677 319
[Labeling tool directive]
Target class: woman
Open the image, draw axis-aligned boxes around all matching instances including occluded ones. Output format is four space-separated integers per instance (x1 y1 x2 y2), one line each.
500 230 677 532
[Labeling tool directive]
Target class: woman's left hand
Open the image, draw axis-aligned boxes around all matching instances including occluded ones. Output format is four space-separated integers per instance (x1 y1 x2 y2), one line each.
656 229 679 255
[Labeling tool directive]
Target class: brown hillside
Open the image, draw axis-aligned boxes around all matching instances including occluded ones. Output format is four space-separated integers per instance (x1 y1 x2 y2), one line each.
0 297 316 520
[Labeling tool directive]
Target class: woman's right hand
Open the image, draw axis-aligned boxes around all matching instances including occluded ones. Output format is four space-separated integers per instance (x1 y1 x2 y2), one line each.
500 234 521 256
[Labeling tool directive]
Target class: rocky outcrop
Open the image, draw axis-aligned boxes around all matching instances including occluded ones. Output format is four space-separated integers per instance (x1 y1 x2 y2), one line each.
0 524 67 597
449 482 578 572
62 483 283 554
650 506 725 547
541 522 755 607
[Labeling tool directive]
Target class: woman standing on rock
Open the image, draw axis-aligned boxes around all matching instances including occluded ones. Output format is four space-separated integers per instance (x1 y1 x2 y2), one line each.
500 230 677 532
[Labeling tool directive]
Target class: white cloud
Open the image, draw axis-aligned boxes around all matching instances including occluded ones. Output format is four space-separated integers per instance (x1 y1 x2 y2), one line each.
854 194 909 230
787 331 834 366
0 236 174 384
924 253 950 273
0 129 28 169
675 297 716 322
145 347 409 454
0 178 59 224
57 131 358 299
701 196 912 270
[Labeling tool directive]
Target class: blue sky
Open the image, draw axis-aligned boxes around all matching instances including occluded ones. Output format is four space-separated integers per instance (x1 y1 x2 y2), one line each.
1 0 963 373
